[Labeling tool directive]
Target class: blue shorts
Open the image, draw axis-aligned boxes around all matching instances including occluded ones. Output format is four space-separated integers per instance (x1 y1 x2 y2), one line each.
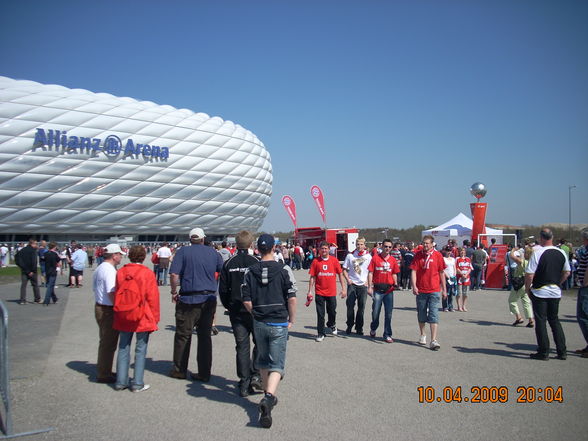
253 319 288 376
416 292 441 324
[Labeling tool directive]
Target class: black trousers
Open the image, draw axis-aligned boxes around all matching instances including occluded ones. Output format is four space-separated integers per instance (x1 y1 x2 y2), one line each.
229 311 259 382
172 299 216 377
346 284 367 332
315 294 337 336
529 293 567 356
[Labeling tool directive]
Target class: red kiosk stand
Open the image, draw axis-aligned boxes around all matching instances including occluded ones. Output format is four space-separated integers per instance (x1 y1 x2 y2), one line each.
484 244 509 289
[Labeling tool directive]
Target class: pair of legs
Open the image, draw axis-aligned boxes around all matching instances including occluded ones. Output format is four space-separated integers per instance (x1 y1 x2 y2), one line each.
95 304 119 381
416 292 441 342
43 274 58 304
253 320 287 428
472 264 483 290
456 285 469 311
116 331 150 390
172 299 216 378
315 295 337 337
20 272 40 303
508 287 534 325
346 284 367 333
529 293 566 357
370 291 393 338
442 282 457 310
229 311 259 390
577 287 588 350
69 269 83 287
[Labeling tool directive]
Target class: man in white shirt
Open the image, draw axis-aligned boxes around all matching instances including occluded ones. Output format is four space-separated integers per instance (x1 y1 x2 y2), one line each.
525 228 570 361
0 244 8 267
343 238 372 335
93 244 126 383
156 242 172 285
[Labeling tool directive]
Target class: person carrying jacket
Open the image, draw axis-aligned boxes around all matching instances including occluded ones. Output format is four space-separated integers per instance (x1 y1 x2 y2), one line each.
219 230 262 397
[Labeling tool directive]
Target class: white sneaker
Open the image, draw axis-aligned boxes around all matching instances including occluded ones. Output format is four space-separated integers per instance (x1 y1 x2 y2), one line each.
331 327 338 336
315 335 325 342
430 340 440 351
131 384 151 392
418 335 427 345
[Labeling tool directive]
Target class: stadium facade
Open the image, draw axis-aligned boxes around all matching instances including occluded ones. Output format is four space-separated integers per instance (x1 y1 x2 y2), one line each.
0 76 272 242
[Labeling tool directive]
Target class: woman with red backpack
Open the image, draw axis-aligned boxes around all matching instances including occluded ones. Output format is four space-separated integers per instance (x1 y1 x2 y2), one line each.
113 245 160 392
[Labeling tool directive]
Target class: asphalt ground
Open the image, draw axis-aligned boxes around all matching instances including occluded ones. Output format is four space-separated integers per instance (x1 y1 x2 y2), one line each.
2 264 587 441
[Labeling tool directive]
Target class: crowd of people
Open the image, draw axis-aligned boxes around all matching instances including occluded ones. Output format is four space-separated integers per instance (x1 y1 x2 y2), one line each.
9 226 588 428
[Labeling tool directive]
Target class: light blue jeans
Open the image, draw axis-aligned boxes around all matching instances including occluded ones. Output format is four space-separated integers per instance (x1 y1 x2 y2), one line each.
370 291 394 338
253 320 288 376
116 331 150 390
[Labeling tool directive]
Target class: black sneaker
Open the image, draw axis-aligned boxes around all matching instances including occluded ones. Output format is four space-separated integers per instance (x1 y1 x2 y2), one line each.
239 379 251 397
556 353 567 360
529 353 549 361
345 327 352 335
259 394 278 428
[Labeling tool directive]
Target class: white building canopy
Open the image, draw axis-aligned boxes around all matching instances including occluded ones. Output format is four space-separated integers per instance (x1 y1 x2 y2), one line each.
421 212 503 247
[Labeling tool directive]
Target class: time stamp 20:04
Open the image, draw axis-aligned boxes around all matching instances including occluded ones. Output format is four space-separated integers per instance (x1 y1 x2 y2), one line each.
417 386 564 404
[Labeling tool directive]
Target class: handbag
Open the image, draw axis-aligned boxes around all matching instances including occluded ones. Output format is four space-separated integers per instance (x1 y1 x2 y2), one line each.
512 276 525 291
373 283 392 292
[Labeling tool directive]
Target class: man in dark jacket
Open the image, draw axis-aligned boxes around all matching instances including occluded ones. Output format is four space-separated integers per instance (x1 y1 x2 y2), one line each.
219 230 261 397
15 238 41 304
242 234 297 428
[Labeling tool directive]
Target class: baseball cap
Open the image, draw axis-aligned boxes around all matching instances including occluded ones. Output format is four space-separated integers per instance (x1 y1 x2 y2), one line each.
105 244 126 255
257 234 275 253
189 227 205 239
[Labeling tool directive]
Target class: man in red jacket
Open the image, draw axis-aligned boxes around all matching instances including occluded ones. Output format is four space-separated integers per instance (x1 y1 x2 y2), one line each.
411 235 447 351
307 241 347 342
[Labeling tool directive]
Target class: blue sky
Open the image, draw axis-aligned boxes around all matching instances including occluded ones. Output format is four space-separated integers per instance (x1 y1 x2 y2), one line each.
1 0 587 232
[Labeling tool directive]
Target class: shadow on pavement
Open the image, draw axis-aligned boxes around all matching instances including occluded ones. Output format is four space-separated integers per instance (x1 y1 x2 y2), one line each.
66 360 96 381
145 357 174 377
452 344 530 358
458 319 512 327
186 375 260 427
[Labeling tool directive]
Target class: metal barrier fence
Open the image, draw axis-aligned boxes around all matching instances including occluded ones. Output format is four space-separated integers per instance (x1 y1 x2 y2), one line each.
0 300 53 439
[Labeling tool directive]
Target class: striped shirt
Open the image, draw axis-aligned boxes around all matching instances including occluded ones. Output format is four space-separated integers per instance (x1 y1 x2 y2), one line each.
577 245 588 285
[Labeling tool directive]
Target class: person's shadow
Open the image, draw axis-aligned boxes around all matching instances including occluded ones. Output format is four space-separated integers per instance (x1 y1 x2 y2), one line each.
186 375 260 427
66 360 97 382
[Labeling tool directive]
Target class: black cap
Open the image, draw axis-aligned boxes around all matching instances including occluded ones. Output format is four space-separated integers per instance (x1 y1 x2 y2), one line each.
257 234 275 253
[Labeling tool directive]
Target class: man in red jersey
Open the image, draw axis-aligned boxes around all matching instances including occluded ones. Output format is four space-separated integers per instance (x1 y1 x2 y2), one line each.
411 235 447 351
308 241 347 342
368 239 400 343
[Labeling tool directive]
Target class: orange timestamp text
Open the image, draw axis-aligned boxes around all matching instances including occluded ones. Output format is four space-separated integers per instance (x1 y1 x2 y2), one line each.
417 386 563 404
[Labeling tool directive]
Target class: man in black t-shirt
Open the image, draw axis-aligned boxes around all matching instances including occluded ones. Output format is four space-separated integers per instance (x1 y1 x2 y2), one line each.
43 242 61 305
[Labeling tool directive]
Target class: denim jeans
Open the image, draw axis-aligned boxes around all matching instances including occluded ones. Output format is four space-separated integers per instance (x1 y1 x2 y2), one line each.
43 274 58 304
370 291 393 338
253 320 288 376
346 284 368 332
229 311 259 381
576 287 588 345
442 282 457 310
416 292 441 324
529 293 566 357
158 267 169 285
116 331 150 389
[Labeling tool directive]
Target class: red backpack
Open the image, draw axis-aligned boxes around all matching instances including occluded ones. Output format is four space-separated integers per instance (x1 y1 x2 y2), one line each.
114 273 145 322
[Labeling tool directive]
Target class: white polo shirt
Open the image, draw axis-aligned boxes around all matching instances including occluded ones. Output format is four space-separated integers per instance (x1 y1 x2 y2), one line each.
92 261 117 305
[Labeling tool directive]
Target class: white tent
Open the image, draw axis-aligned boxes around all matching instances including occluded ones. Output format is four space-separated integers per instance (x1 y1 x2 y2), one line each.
421 212 503 248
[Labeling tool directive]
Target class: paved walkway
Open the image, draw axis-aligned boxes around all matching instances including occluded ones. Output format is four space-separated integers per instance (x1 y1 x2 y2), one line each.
2 266 587 440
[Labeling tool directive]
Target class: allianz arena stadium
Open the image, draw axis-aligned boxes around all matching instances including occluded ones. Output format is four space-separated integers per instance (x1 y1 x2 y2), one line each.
0 76 272 242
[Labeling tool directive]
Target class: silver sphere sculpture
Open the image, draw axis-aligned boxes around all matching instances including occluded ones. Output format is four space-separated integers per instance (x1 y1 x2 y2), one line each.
470 182 487 200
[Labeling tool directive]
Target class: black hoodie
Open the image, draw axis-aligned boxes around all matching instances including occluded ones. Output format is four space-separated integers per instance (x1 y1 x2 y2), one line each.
241 260 297 323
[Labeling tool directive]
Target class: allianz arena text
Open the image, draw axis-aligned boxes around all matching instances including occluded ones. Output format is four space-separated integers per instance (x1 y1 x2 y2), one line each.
0 76 273 239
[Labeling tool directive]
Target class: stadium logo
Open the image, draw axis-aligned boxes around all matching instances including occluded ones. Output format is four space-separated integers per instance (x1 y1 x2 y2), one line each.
32 128 170 159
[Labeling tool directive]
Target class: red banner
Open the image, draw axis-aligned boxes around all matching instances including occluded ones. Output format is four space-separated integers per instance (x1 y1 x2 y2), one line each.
470 202 488 246
281 195 297 227
310 185 326 224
